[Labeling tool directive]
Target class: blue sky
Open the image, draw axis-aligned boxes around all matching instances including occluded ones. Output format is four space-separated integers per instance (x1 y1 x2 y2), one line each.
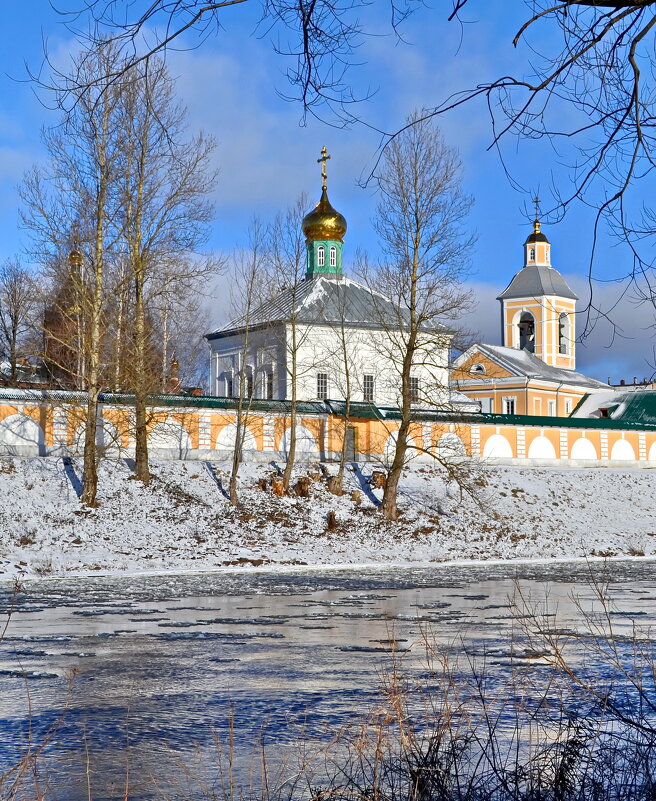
0 2 652 382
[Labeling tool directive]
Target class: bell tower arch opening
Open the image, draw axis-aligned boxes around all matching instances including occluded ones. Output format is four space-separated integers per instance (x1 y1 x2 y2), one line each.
558 312 570 354
518 311 535 352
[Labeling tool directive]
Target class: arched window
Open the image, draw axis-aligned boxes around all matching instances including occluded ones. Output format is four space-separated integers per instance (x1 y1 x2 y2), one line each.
559 312 570 355
518 311 535 352
470 363 486 376
329 246 337 268
529 248 536 261
317 246 325 267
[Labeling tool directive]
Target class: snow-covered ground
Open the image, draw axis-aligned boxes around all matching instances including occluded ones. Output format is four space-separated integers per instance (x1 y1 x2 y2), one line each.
0 456 654 578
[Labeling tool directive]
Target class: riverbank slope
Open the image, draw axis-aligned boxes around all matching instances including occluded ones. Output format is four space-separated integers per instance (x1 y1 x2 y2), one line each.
0 457 653 577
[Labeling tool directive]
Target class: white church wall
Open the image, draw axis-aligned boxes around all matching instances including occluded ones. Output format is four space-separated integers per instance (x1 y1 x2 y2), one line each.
291 323 451 407
208 326 287 400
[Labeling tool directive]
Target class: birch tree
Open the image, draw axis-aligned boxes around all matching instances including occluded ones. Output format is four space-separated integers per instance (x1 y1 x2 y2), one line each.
226 222 267 505
116 56 217 483
269 197 312 492
22 44 123 506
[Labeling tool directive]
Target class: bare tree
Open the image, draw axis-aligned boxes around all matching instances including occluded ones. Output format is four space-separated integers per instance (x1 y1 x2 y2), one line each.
52 0 367 120
366 115 474 522
116 55 218 483
22 43 124 507
269 197 314 492
226 222 267 505
62 1 656 290
0 260 41 386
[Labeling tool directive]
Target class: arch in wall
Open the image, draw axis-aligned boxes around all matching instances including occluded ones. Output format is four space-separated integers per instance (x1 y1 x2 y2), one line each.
558 312 571 355
383 431 419 465
648 441 656 461
436 433 466 460
610 438 635 461
280 425 317 456
73 420 122 453
514 310 536 352
527 435 557 460
482 434 513 458
216 422 257 451
148 419 192 454
570 437 597 460
0 413 45 455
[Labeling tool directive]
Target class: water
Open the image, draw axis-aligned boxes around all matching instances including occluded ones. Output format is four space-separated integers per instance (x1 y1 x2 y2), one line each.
1 560 655 800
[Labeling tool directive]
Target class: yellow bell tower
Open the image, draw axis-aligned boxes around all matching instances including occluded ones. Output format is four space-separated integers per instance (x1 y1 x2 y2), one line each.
497 206 578 370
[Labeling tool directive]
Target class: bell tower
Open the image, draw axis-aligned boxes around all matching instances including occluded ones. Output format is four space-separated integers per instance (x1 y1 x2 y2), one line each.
497 205 578 369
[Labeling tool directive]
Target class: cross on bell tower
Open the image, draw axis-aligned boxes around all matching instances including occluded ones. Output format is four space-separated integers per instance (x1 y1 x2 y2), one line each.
533 195 541 234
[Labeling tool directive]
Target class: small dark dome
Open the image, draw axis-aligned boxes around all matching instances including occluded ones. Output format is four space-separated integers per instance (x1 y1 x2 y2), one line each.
525 231 549 244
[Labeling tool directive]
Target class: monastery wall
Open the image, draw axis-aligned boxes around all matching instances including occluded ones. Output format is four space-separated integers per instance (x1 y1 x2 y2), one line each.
0 390 654 468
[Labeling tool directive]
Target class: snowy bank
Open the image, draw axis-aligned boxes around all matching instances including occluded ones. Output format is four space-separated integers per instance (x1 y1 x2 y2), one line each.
0 456 654 578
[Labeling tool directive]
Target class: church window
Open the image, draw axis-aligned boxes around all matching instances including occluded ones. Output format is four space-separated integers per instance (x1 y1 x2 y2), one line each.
480 397 493 413
565 398 573 415
317 246 325 267
330 246 337 268
503 397 516 415
558 312 570 355
409 376 420 403
518 312 535 352
317 372 329 399
470 363 486 375
548 399 557 416
245 366 254 399
226 374 234 398
529 248 535 261
265 371 274 400
363 374 374 402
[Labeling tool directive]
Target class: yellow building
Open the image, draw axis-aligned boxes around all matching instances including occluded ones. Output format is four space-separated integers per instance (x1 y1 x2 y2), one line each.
452 216 609 417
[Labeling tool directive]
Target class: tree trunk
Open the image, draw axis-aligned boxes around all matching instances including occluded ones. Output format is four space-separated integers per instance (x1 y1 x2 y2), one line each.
133 264 151 483
381 331 416 521
336 321 352 488
282 337 298 492
81 386 100 506
381 418 409 521
9 331 17 386
81 244 104 507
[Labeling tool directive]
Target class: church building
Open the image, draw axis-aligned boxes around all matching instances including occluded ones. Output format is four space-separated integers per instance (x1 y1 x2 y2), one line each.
451 211 610 416
206 149 466 411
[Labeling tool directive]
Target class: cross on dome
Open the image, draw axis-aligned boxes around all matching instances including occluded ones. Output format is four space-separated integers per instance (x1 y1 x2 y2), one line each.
317 146 331 190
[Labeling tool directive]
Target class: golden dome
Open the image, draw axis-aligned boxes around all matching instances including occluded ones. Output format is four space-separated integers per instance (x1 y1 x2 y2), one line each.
302 187 347 243
69 247 83 268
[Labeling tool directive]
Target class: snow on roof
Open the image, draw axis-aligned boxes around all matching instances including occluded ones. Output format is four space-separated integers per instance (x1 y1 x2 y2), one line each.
207 274 449 338
573 389 656 423
456 343 610 390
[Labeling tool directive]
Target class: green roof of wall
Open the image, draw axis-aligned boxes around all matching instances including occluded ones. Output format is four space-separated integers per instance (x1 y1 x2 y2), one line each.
1 388 656 431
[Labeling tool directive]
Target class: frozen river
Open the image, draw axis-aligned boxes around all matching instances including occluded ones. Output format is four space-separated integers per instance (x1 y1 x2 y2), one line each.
1 559 655 800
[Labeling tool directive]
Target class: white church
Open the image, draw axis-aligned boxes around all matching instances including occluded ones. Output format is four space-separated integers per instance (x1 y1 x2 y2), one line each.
206 150 472 412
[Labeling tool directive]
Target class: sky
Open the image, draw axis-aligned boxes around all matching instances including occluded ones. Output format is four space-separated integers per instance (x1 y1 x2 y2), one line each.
0 1 653 383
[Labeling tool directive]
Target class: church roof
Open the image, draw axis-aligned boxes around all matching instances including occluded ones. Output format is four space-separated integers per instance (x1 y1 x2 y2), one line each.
457 343 610 390
572 389 656 423
497 265 578 301
208 274 449 338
